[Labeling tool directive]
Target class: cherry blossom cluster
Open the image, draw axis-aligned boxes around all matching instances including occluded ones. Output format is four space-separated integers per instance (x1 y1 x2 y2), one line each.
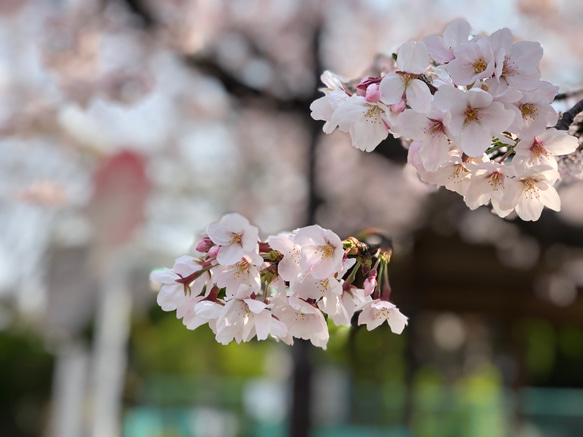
150 213 407 349
311 19 580 221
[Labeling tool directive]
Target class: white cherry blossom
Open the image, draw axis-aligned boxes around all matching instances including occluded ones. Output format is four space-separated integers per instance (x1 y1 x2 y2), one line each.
397 107 452 171
358 300 408 334
268 232 302 282
331 94 391 152
513 128 579 171
214 287 285 345
379 41 432 113
489 27 543 91
212 254 262 298
446 36 495 86
434 86 515 157
273 295 329 349
501 166 561 221
206 213 259 266
310 71 350 134
294 225 345 280
464 161 516 218
290 274 342 301
423 19 471 64
150 255 209 312
423 154 473 195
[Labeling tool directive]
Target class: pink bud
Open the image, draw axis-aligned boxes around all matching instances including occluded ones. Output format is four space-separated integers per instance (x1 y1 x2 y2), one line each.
208 245 220 259
196 237 214 253
365 83 380 103
363 269 377 297
356 76 382 97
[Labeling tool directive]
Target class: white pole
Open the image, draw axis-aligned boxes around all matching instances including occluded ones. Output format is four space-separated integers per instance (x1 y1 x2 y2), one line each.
89 254 132 437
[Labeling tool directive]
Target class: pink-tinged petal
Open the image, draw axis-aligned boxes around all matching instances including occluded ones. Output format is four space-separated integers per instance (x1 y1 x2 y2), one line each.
499 179 522 211
183 314 208 331
387 310 408 334
511 41 543 70
195 300 223 319
396 110 427 139
489 28 513 53
460 123 492 157
406 79 432 113
420 131 450 172
467 89 493 108
157 283 184 311
349 114 389 152
506 71 541 92
433 85 466 114
397 41 429 74
443 19 471 48
206 222 232 245
358 306 384 331
540 186 561 211
423 35 453 63
540 129 579 155
253 310 272 341
241 230 259 254
216 243 244 266
516 194 544 221
464 177 493 209
379 74 405 105
480 101 515 133
222 213 250 233
174 258 200 278
295 225 325 246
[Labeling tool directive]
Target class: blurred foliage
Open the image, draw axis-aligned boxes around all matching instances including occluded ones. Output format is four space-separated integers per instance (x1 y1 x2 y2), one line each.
0 328 54 437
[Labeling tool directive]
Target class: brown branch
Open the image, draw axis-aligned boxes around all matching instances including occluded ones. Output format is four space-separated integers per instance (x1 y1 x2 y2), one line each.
554 98 583 131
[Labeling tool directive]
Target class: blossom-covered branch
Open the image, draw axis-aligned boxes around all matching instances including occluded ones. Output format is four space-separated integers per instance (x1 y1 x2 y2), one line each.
311 19 580 222
150 213 406 349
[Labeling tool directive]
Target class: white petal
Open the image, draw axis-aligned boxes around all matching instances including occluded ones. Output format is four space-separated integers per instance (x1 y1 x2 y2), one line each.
217 243 244 266
460 123 492 157
397 41 429 74
540 186 561 211
406 79 432 113
379 74 405 105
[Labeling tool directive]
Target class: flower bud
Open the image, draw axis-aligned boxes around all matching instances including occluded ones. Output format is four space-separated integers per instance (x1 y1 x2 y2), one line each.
196 237 214 253
208 245 220 259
